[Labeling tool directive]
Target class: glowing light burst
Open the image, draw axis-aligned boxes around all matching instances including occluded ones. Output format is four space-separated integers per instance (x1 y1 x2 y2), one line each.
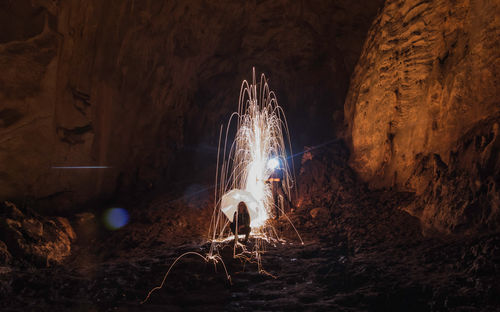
211 67 295 237
267 157 280 170
142 68 301 304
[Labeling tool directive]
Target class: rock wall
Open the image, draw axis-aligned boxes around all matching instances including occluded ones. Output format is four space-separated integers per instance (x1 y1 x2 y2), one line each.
0 0 383 212
405 116 500 234
344 0 500 233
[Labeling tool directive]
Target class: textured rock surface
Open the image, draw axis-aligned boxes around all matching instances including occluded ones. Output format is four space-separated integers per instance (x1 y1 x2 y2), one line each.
0 201 76 265
0 0 383 212
344 0 500 233
404 117 500 234
0 240 11 265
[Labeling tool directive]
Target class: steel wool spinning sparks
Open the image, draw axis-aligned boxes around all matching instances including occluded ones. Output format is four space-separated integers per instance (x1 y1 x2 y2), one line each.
205 67 301 278
143 68 300 303
211 67 294 235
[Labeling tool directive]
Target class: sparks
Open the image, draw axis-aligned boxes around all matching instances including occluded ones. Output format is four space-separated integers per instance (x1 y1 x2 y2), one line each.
210 67 302 251
143 68 302 304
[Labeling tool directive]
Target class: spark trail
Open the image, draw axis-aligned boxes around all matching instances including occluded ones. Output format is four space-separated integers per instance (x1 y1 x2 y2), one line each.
209 67 301 265
143 68 301 303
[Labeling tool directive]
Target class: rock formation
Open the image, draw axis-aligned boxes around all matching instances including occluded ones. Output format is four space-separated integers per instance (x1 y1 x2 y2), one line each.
344 0 500 233
1 1 500 309
0 201 76 265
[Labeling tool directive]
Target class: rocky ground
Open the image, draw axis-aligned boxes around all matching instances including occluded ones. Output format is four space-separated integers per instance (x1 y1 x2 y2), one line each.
0 142 499 311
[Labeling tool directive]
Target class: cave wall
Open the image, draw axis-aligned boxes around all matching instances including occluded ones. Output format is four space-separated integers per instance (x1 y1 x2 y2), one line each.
0 0 383 212
344 0 500 233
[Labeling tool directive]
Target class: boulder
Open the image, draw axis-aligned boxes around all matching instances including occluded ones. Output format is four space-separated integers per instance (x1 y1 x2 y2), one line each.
0 202 76 265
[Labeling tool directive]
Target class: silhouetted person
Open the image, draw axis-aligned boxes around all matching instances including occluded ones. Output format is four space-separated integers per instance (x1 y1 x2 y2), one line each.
266 166 293 219
230 201 251 242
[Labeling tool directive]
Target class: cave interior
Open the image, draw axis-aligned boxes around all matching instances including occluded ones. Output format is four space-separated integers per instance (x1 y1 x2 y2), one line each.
0 0 499 311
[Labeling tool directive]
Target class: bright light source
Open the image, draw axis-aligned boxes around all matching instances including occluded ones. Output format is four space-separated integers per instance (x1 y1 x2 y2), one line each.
267 158 280 170
212 67 296 233
142 68 303 304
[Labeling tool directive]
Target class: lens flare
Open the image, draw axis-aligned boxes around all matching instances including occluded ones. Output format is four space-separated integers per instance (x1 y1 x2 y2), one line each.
103 208 129 230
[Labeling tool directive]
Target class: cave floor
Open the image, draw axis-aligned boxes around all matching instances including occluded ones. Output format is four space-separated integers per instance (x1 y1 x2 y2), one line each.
1 145 499 311
1 208 499 311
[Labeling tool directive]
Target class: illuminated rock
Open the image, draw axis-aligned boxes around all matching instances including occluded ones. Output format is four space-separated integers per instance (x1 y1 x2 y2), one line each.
344 0 500 233
0 202 76 265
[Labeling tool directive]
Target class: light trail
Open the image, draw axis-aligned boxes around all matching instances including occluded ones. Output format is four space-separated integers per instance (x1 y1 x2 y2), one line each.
142 68 302 304
141 251 231 304
209 67 303 268
51 166 111 169
212 67 295 233
285 138 340 161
